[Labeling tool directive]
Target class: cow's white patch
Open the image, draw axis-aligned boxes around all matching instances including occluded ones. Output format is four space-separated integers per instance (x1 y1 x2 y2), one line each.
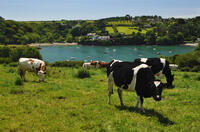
110 59 122 67
140 58 148 63
160 58 166 69
154 81 161 87
120 64 149 91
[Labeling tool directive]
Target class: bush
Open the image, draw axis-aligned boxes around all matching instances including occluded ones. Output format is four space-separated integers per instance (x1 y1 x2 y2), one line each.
0 57 12 64
9 62 18 67
7 68 15 73
15 77 23 86
191 66 200 72
195 75 200 81
182 73 190 79
76 68 90 78
0 46 42 63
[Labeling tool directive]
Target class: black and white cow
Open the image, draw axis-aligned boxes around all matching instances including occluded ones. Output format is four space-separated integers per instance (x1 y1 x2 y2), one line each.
134 58 174 88
107 60 163 112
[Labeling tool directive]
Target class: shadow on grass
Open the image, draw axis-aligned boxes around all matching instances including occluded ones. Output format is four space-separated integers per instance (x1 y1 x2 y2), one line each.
115 105 174 126
31 80 48 83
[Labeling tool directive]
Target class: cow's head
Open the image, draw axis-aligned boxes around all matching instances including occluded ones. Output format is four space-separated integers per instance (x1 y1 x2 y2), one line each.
38 64 46 82
38 70 46 82
151 80 163 101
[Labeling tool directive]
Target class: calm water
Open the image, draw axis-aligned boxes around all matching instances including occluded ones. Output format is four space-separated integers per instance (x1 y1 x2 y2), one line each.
40 45 194 63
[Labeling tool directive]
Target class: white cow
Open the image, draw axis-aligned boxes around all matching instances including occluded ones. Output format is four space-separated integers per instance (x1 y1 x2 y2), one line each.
19 58 46 82
82 61 100 68
82 62 96 68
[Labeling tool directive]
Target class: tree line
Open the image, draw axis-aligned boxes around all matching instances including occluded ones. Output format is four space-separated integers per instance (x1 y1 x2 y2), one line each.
0 15 200 45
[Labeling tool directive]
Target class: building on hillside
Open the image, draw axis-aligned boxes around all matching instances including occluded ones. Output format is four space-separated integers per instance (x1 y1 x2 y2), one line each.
87 33 110 41
87 33 96 36
97 36 110 40
197 38 200 42
144 25 151 28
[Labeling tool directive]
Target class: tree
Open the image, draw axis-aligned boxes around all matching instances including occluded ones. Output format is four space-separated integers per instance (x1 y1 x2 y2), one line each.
145 30 156 45
176 32 184 43
71 26 81 37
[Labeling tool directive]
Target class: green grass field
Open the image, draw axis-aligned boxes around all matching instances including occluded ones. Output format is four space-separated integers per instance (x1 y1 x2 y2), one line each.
0 65 200 131
116 26 139 35
105 26 152 35
107 20 133 26
105 27 115 34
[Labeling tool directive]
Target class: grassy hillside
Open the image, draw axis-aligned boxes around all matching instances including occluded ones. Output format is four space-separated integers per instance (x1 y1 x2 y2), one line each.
0 65 200 131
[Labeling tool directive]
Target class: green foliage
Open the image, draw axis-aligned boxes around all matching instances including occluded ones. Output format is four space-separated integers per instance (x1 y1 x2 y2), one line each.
195 42 200 51
0 15 200 45
182 73 190 79
76 68 91 78
0 46 10 57
0 46 42 63
195 75 200 81
0 57 12 64
169 47 200 72
15 77 23 86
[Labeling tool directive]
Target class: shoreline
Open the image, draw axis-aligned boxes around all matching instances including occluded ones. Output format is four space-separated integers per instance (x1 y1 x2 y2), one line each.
183 43 198 46
28 42 198 47
29 43 78 47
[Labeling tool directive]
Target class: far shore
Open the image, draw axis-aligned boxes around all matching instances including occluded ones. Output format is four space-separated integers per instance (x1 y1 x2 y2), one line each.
28 42 198 47
183 42 198 46
29 43 78 47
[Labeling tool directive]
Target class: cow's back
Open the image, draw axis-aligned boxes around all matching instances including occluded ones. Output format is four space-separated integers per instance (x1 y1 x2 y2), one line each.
19 58 43 72
135 58 165 74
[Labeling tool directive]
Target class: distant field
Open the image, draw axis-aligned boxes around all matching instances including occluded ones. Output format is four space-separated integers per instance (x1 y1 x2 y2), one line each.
105 26 153 35
116 26 139 35
107 20 133 26
0 65 200 131
105 27 115 34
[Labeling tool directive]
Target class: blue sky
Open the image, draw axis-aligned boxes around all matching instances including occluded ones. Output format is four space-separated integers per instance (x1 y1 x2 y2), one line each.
0 0 200 21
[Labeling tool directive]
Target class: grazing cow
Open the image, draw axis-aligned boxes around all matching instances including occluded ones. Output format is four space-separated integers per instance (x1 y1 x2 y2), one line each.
19 58 46 82
107 60 163 112
99 61 109 68
82 62 96 68
134 58 174 88
90 61 100 68
169 64 178 69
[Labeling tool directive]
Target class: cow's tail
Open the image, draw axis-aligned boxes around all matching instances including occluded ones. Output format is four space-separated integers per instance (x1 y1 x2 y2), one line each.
107 72 114 104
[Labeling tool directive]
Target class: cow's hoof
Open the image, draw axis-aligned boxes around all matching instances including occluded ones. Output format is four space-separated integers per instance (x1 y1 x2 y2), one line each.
140 109 145 113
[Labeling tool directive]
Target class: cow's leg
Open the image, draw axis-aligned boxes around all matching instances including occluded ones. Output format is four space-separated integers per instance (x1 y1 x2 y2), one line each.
135 96 145 113
135 96 140 108
107 75 113 105
117 88 124 106
140 96 145 113
19 69 26 81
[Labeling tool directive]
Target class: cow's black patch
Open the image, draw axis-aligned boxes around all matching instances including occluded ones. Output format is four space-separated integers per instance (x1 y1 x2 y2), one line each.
134 58 174 88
